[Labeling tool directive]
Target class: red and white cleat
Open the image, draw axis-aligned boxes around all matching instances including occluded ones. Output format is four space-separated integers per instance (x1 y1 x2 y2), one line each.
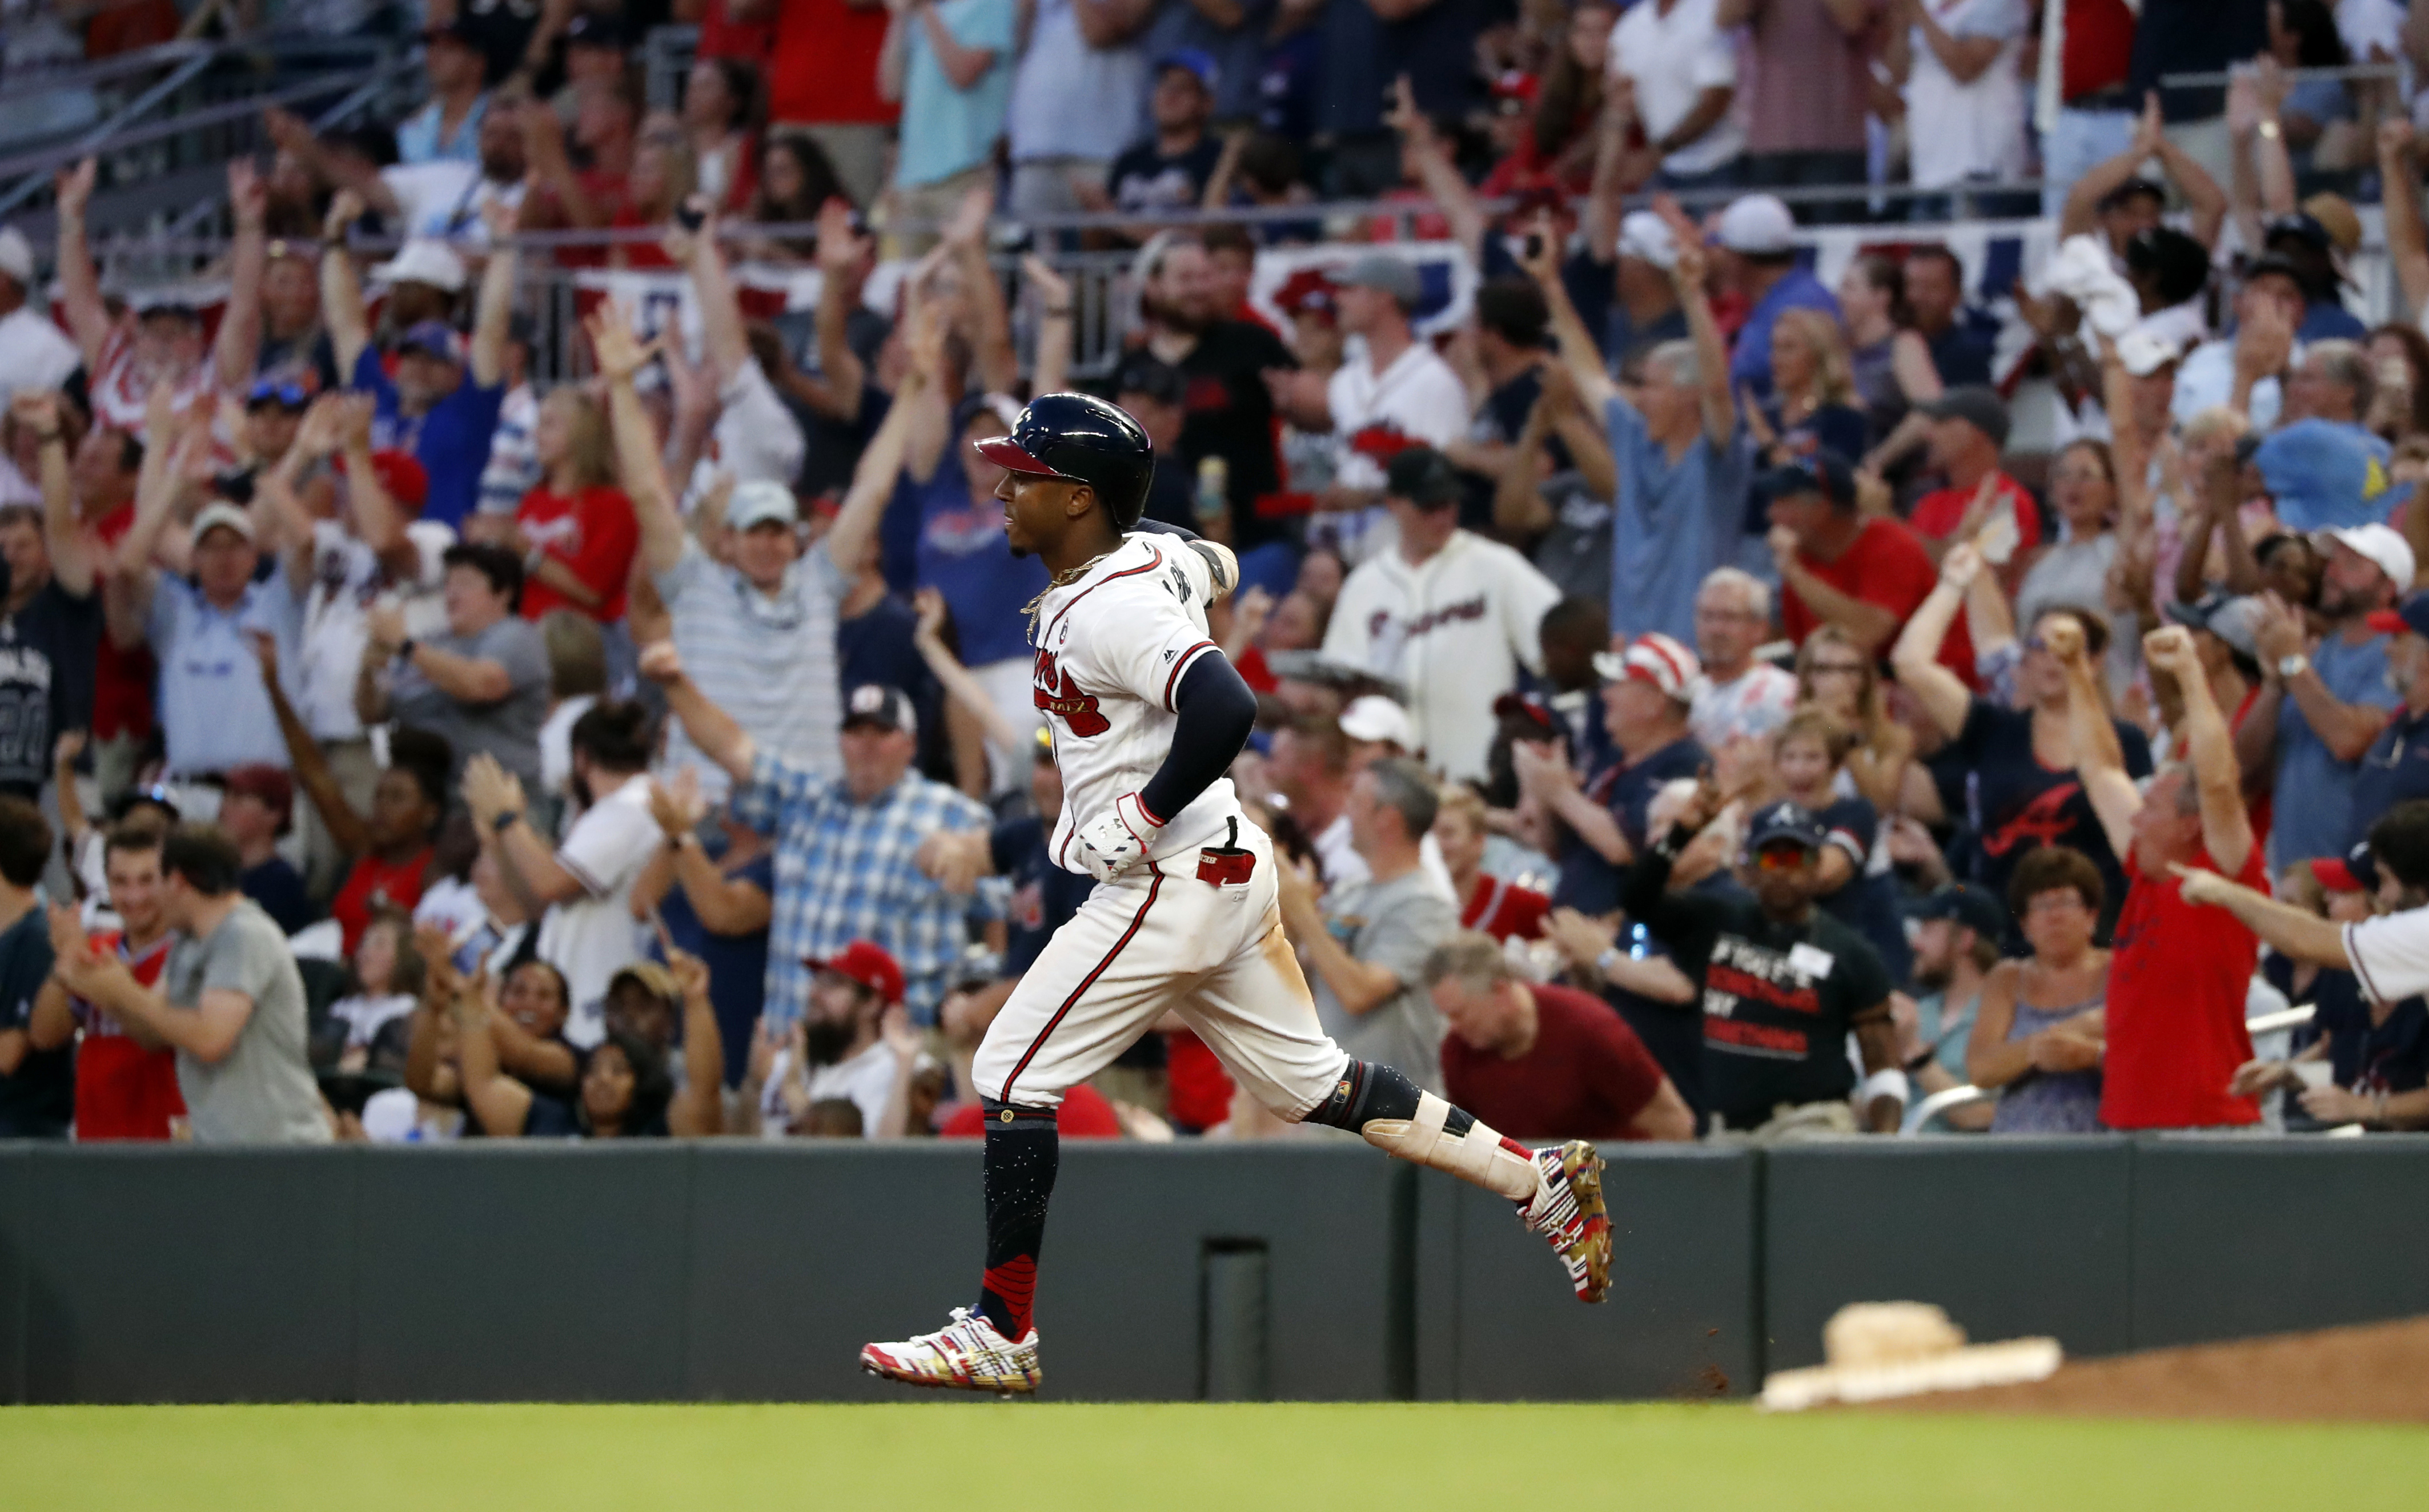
859 1306 1043 1394
1516 1140 1612 1303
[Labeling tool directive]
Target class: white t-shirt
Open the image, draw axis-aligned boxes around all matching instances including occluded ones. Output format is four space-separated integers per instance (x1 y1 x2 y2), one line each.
1030 533 1242 866
2171 338 2284 431
758 1039 901 1137
536 773 660 1047
1904 0 2029 190
1319 532 1563 783
380 162 525 248
295 522 392 743
1608 0 1743 178
0 304 80 405
1691 663 1800 751
1324 339 1471 562
359 1085 465 1143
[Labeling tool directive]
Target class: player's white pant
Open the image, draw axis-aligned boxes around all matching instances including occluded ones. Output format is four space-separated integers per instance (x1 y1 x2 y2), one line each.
970 820 1348 1117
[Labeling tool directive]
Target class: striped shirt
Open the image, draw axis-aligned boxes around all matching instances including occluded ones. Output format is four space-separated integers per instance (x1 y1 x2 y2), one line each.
477 384 540 517
734 746 995 1026
657 537 842 801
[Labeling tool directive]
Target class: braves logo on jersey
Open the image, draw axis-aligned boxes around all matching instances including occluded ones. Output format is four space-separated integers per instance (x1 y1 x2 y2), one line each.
1032 648 1110 736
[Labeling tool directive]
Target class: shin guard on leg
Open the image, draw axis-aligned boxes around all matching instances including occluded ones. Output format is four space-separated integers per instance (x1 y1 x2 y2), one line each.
1303 1061 1539 1204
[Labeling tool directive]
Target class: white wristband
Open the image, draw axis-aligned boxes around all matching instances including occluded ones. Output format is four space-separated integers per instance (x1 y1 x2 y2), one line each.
1858 1068 1910 1107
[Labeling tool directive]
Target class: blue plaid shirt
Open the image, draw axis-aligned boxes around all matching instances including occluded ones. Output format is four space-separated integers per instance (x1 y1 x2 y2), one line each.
735 747 996 1025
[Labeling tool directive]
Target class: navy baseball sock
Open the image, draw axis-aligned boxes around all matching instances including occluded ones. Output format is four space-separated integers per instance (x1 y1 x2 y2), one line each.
1302 1060 1476 1138
977 1099 1059 1341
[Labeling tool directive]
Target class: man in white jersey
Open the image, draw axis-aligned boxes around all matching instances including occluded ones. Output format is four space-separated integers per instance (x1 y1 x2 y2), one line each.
857 394 1613 1395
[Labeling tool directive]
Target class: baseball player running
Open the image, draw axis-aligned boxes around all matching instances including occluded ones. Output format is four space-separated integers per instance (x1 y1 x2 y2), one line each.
857 394 1611 1394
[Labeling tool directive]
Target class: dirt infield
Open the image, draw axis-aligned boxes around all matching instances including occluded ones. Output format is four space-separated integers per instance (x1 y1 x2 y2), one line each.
1868 1316 2429 1423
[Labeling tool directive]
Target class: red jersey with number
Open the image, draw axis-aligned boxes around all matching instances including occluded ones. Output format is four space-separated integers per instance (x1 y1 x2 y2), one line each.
1462 873 1549 943
2100 843 2268 1129
71 931 181 1141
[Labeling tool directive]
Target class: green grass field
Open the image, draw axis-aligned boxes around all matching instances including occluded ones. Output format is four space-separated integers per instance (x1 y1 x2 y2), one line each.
2 1402 2420 1510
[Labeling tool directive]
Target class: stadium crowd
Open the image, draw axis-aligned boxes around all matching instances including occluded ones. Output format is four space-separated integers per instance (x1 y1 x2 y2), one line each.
6 0 2429 1146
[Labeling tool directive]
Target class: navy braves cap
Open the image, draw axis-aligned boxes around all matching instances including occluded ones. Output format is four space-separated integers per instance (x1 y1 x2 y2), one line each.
1753 450 1857 510
1745 800 1826 853
1904 883 2009 942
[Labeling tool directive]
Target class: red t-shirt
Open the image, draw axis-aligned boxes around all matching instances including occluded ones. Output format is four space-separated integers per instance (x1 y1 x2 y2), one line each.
1462 874 1549 943
1440 983 1667 1141
90 502 155 741
941 1081 1125 1137
1781 517 1973 681
331 847 432 956
767 0 899 126
2100 842 2268 1129
2062 0 2136 103
1163 1027 1235 1131
695 0 776 62
1907 474 2042 557
71 931 182 1141
2232 685 2274 846
517 484 639 621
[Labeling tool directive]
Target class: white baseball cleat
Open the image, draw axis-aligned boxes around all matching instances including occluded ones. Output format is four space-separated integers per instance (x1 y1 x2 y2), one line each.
1516 1140 1612 1304
859 1306 1043 1393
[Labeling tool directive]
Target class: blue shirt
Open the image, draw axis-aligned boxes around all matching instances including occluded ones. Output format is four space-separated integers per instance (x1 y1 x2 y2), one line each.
2298 297 2368 343
353 347 505 530
2274 630 2400 864
1603 395 1753 644
657 847 775 1088
1550 733 1708 916
394 95 486 166
1726 264 1839 403
895 0 1019 188
146 575 300 777
2350 704 2429 855
905 452 1047 668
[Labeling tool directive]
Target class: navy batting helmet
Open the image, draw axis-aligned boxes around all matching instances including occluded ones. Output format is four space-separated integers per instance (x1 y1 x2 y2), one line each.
974 392 1155 530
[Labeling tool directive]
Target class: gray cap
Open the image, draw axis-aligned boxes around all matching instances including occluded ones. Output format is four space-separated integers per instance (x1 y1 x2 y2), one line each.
1336 252 1421 309
2164 591 2264 661
1921 384 2012 448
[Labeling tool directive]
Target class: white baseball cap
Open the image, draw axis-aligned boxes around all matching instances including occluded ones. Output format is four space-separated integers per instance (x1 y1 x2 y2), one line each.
2324 523 2416 593
1592 632 1706 705
371 239 467 293
1615 211 1677 271
1338 694 1415 749
191 502 257 544
0 228 32 288
726 480 799 531
1714 194 1796 255
2114 325 2182 377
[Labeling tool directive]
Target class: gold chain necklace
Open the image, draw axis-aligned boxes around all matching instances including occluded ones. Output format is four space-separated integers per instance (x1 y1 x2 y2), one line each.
1023 548 1118 644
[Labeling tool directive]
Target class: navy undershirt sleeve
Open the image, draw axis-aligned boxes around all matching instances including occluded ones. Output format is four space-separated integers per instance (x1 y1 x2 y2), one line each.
1139 652 1256 825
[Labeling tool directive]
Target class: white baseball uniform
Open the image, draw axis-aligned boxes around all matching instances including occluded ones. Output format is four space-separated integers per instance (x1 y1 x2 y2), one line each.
1320 529 1564 784
971 534 1350 1115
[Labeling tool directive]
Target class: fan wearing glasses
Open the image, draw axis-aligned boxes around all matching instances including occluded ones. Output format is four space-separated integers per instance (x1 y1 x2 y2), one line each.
1620 785 1905 1137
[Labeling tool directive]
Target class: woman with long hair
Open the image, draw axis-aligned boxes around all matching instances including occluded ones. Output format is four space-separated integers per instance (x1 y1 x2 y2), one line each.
2365 323 2429 445
1754 307 1869 468
515 390 639 630
682 56 763 213
744 134 848 261
1485 0 1616 192
1968 845 2109 1132
608 111 701 271
1838 253 1944 456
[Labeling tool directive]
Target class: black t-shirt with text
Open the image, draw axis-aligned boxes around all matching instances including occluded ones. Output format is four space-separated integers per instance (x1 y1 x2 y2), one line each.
1110 138 1226 215
0 574 100 798
1625 843 1894 1132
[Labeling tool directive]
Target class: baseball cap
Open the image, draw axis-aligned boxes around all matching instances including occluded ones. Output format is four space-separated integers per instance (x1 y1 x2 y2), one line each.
1591 632 1704 705
563 11 625 48
0 227 31 288
1745 800 1827 853
372 239 467 294
2254 421 2396 533
2165 590 2266 661
1752 449 1857 510
1383 445 1460 509
1903 883 2009 941
130 289 202 320
1154 47 1218 90
2366 589 2429 641
1336 252 1421 309
334 448 431 514
727 479 798 532
607 960 680 1005
840 682 917 735
190 501 256 544
2114 325 2182 377
2097 176 2167 212
396 319 468 365
2312 840 2382 895
1714 194 1795 255
1271 267 1337 320
221 763 294 827
1489 689 1558 737
1339 694 1415 748
1489 70 1540 114
1615 210 1678 271
245 376 312 411
806 939 906 1004
1113 352 1187 409
2241 251 2309 295
2322 522 2415 593
1920 384 2012 447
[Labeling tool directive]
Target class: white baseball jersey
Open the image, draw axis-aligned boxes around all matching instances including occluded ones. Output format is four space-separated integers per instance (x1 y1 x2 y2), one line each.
1320 530 1563 783
1031 533 1239 871
1323 340 1471 562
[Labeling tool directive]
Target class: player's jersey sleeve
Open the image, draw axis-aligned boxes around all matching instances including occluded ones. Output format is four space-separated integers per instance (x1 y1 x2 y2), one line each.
2344 912 2429 1004
1063 544 1223 711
